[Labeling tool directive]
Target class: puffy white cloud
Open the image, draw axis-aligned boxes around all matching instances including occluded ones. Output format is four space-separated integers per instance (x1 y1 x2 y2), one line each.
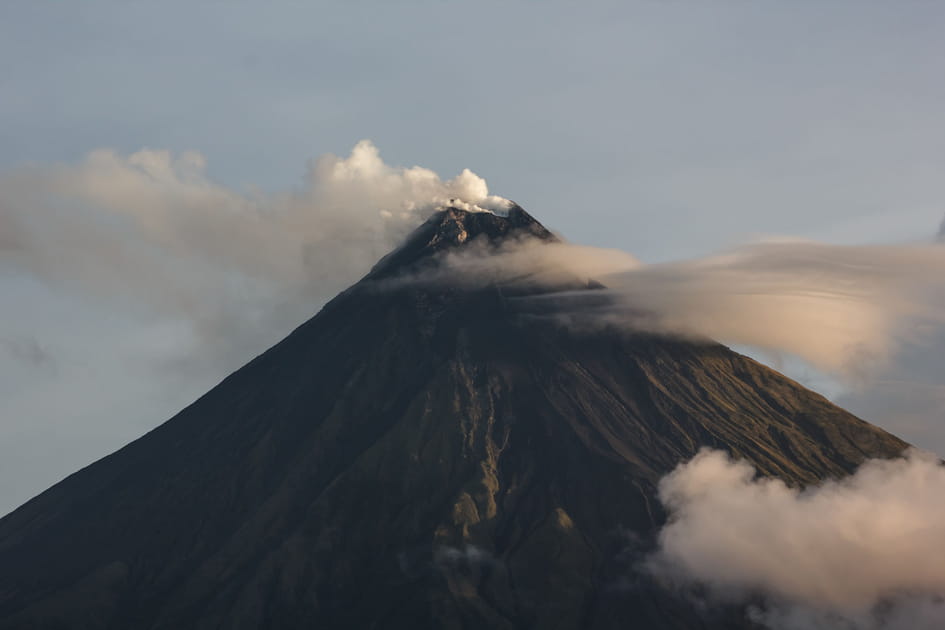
648 448 945 630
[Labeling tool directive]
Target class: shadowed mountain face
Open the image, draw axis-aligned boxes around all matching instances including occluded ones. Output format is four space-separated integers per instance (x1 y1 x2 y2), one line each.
0 206 907 629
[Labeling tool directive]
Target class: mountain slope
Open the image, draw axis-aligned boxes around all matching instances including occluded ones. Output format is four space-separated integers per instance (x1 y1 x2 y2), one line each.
0 206 907 629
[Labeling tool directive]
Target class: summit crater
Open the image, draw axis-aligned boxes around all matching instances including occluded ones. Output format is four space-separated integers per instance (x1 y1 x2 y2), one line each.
367 204 557 279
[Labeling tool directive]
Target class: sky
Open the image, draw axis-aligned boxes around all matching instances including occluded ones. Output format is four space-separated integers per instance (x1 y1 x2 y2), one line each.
2 0 945 522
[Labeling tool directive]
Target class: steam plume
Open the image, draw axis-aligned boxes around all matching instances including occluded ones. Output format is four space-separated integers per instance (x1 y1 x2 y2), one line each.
0 140 507 365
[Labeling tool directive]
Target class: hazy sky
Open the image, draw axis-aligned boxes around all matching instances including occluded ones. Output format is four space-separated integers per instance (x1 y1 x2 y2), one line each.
2 1 945 516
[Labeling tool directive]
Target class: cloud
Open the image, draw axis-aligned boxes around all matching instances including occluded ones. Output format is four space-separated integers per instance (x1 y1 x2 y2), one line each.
647 448 945 630
458 238 945 381
409 222 945 454
602 241 945 378
0 140 508 367
6 137 945 449
385 234 641 291
6 137 944 384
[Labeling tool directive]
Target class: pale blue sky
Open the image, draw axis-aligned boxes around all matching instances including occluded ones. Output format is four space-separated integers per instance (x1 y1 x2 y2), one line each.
2 1 945 515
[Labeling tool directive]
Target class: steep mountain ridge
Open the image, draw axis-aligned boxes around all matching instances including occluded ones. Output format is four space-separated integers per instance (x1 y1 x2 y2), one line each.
0 207 907 629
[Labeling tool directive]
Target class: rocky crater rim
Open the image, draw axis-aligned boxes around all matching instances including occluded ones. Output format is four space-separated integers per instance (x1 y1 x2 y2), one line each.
434 195 515 217
367 203 558 278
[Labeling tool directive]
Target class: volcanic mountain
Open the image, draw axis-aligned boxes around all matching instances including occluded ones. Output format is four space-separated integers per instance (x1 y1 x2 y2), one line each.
0 206 907 629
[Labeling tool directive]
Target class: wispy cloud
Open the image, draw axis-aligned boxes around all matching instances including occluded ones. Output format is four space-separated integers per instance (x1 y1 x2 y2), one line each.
432 236 945 381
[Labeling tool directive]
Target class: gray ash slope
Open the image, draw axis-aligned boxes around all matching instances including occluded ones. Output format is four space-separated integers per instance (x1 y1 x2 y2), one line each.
0 205 907 629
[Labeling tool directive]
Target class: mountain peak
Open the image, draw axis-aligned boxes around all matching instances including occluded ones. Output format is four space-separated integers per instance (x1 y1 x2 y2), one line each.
0 196 909 629
368 203 558 278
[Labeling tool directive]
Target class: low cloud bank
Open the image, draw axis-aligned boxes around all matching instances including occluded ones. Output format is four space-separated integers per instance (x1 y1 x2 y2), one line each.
648 448 945 630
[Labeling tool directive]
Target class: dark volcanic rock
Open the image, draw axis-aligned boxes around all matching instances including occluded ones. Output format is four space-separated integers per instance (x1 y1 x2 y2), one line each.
366 203 557 280
0 207 907 629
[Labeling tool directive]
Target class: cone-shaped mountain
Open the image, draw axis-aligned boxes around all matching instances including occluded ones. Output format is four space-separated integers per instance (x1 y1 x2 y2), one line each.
0 205 907 629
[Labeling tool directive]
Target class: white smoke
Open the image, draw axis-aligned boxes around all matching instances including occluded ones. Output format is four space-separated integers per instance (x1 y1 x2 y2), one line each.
0 140 510 364
648 448 945 630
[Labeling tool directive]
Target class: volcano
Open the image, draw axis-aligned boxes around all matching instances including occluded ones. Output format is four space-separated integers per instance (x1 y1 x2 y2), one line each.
0 205 907 629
